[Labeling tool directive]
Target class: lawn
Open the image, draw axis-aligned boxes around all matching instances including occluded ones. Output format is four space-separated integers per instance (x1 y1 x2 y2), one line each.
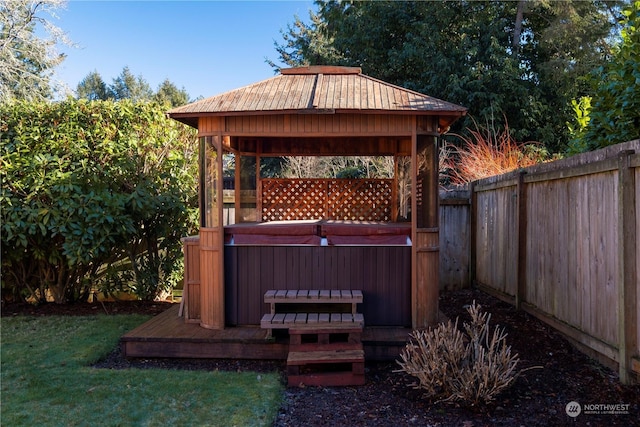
1 314 284 426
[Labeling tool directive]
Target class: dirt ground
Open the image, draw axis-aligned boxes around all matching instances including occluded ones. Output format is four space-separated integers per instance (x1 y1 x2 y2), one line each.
3 288 639 426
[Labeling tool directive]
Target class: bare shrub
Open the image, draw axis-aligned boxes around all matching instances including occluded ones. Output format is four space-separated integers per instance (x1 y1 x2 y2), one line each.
396 301 521 405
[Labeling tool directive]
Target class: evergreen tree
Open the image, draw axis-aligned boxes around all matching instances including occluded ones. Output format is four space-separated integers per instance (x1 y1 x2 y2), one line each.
272 0 625 152
76 70 109 100
76 69 190 107
154 78 189 107
109 66 153 101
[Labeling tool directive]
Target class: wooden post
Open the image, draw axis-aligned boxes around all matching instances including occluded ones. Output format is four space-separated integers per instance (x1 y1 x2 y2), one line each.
411 126 418 329
234 153 241 224
256 140 262 222
469 180 477 287
199 134 225 330
516 171 528 309
392 154 399 222
617 150 637 384
412 133 440 328
199 228 224 329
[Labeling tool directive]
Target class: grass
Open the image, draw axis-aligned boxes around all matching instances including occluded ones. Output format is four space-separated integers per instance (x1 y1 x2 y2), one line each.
1 314 284 426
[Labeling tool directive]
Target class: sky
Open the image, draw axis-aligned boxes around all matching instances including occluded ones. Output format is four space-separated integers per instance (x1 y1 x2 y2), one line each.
51 0 315 100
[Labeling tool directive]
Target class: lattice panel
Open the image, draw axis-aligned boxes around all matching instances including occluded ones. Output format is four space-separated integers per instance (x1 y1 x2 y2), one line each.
261 179 393 222
261 179 327 221
327 179 393 221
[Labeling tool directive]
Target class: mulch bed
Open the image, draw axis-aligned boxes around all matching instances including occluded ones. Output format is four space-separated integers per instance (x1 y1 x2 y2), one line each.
3 288 639 426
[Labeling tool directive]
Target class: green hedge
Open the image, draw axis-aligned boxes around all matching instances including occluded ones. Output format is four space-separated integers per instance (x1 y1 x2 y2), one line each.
1 99 198 303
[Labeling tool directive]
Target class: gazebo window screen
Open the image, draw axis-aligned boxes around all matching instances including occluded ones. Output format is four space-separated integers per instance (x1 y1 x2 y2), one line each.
200 136 220 228
416 135 438 228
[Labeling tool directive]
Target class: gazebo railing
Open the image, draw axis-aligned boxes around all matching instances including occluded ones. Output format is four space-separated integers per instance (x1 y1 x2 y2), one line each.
260 178 395 222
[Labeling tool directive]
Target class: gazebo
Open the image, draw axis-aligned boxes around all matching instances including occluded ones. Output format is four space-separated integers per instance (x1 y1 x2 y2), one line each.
168 65 467 332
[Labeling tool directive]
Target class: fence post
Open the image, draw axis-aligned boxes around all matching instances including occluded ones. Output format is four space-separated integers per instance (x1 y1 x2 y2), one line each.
617 149 637 384
516 171 528 310
468 181 477 287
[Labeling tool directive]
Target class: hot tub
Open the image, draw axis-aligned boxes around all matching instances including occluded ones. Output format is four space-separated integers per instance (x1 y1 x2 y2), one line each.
223 220 412 327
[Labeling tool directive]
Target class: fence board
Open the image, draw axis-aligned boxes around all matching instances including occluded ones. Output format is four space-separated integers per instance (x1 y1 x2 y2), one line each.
631 166 640 365
636 166 640 362
524 172 620 345
474 185 518 295
439 192 470 290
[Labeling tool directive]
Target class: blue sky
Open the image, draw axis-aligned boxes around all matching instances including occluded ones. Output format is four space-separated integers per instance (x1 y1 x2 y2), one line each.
53 1 315 100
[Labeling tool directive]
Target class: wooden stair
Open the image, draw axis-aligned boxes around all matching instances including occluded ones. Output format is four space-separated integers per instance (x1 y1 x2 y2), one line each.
286 326 365 387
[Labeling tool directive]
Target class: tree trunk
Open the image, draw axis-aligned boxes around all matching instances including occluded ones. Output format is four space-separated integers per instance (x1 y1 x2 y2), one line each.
513 0 526 54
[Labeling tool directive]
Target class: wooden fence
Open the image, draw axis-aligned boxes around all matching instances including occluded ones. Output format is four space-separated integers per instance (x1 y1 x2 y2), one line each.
446 140 639 384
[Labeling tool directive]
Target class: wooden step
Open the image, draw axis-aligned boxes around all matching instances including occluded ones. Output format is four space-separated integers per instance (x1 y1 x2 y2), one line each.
288 327 362 352
287 349 364 365
261 312 364 329
265 289 363 304
286 349 365 387
287 370 366 387
289 327 363 336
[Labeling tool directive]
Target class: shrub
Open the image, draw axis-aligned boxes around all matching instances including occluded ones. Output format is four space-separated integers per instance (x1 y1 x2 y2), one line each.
396 301 521 405
441 122 553 185
579 1 640 152
1 99 198 303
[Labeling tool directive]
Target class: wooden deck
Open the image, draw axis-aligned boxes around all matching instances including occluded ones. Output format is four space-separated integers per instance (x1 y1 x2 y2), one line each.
122 305 413 361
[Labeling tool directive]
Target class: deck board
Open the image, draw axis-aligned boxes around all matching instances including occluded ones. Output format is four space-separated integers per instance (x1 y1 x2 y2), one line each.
122 305 416 360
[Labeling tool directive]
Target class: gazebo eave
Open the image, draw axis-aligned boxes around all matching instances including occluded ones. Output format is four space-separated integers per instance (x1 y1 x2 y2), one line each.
169 109 466 134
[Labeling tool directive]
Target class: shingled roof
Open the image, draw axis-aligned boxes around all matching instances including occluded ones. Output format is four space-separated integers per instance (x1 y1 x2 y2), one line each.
168 66 467 128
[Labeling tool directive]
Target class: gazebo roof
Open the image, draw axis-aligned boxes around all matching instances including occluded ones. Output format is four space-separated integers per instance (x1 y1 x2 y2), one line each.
168 66 467 129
